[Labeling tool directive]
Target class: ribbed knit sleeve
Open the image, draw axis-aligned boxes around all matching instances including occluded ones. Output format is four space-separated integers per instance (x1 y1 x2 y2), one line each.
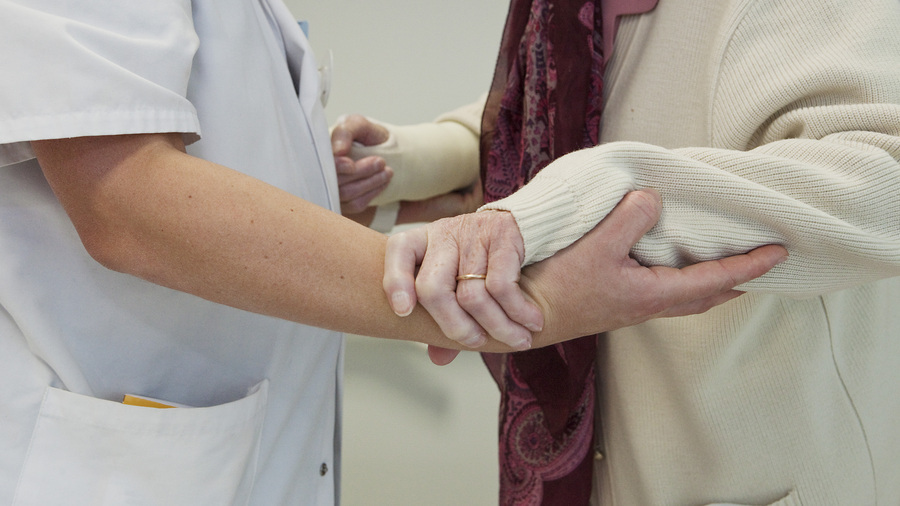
482 0 900 297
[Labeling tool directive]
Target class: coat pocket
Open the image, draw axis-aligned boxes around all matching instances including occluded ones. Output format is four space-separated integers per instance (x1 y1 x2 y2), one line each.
705 489 801 506
12 380 268 506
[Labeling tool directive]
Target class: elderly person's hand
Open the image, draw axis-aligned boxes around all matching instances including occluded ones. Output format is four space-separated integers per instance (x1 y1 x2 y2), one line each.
384 189 788 364
331 115 393 219
384 207 538 350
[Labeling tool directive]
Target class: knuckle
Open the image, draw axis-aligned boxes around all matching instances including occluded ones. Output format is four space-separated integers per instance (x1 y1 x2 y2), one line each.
381 275 401 295
628 190 662 220
384 233 400 250
414 280 437 305
350 196 369 210
487 326 516 346
455 284 485 308
448 327 477 345
484 277 516 300
345 113 367 127
390 231 415 250
415 279 453 310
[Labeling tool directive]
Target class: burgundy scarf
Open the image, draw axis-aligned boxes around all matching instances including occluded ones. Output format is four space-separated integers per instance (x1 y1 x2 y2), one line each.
480 1 657 504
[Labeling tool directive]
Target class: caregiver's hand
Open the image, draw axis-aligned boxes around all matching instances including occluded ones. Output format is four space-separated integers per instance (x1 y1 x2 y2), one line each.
331 115 392 217
518 190 788 342
384 189 788 364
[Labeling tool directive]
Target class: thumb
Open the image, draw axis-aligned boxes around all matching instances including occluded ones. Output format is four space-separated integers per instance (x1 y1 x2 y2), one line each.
599 189 662 256
331 115 389 155
383 227 428 316
427 346 461 365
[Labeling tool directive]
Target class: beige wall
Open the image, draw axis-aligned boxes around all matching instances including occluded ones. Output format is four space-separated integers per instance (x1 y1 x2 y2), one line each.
285 0 508 125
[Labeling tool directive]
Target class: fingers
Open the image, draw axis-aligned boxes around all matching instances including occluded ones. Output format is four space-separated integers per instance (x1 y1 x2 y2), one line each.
656 289 745 318
332 117 392 214
454 236 541 347
414 224 489 348
667 244 788 304
451 212 535 350
604 190 786 320
384 213 544 352
335 157 394 215
484 240 542 333
516 186 789 343
383 227 428 317
335 155 387 185
384 221 490 350
649 244 789 317
456 274 532 350
712 243 789 287
331 114 390 155
337 156 392 214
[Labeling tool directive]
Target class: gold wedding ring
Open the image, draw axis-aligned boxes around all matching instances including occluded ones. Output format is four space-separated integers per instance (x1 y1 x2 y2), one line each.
456 274 488 281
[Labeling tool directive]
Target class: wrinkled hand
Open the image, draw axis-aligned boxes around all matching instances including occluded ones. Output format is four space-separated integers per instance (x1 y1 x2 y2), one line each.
384 190 788 365
385 207 540 352
331 115 392 217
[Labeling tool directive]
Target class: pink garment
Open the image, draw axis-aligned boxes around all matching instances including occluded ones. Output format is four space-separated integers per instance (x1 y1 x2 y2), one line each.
480 1 658 504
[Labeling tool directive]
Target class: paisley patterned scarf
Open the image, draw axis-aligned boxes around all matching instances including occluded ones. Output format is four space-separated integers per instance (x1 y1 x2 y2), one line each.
480 0 657 503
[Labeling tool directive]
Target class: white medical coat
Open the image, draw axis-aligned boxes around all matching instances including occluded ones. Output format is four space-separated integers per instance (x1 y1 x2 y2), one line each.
0 0 343 504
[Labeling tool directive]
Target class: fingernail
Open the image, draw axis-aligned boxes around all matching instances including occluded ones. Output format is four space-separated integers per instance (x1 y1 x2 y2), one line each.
524 322 542 332
461 332 486 348
391 292 413 317
513 337 532 351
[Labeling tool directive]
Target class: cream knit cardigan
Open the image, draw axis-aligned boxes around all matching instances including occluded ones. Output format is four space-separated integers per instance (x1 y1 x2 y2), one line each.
373 0 900 504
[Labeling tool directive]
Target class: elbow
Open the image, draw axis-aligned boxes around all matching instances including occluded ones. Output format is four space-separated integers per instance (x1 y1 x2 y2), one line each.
76 224 131 273
73 216 153 276
32 133 186 278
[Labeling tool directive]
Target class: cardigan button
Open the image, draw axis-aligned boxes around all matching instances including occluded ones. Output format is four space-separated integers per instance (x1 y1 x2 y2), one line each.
320 463 329 476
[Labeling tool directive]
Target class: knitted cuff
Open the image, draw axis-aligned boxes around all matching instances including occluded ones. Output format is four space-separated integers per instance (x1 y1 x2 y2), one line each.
479 147 635 266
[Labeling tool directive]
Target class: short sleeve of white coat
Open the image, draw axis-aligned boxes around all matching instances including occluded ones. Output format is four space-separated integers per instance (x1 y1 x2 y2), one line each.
0 0 201 166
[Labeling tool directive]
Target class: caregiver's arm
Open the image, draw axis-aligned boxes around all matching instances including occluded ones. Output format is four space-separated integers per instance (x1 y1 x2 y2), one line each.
32 132 466 347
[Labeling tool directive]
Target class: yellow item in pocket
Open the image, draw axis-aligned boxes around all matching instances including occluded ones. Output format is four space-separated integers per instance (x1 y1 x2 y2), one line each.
122 394 178 409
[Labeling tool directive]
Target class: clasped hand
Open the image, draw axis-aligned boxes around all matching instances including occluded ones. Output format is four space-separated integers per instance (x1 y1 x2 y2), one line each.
329 116 787 363
331 115 484 225
383 190 788 364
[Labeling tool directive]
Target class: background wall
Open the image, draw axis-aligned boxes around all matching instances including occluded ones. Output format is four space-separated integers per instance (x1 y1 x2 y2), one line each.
282 2 510 505
287 1 508 125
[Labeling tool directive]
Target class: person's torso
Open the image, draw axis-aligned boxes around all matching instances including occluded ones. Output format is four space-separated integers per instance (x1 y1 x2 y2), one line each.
593 1 900 504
